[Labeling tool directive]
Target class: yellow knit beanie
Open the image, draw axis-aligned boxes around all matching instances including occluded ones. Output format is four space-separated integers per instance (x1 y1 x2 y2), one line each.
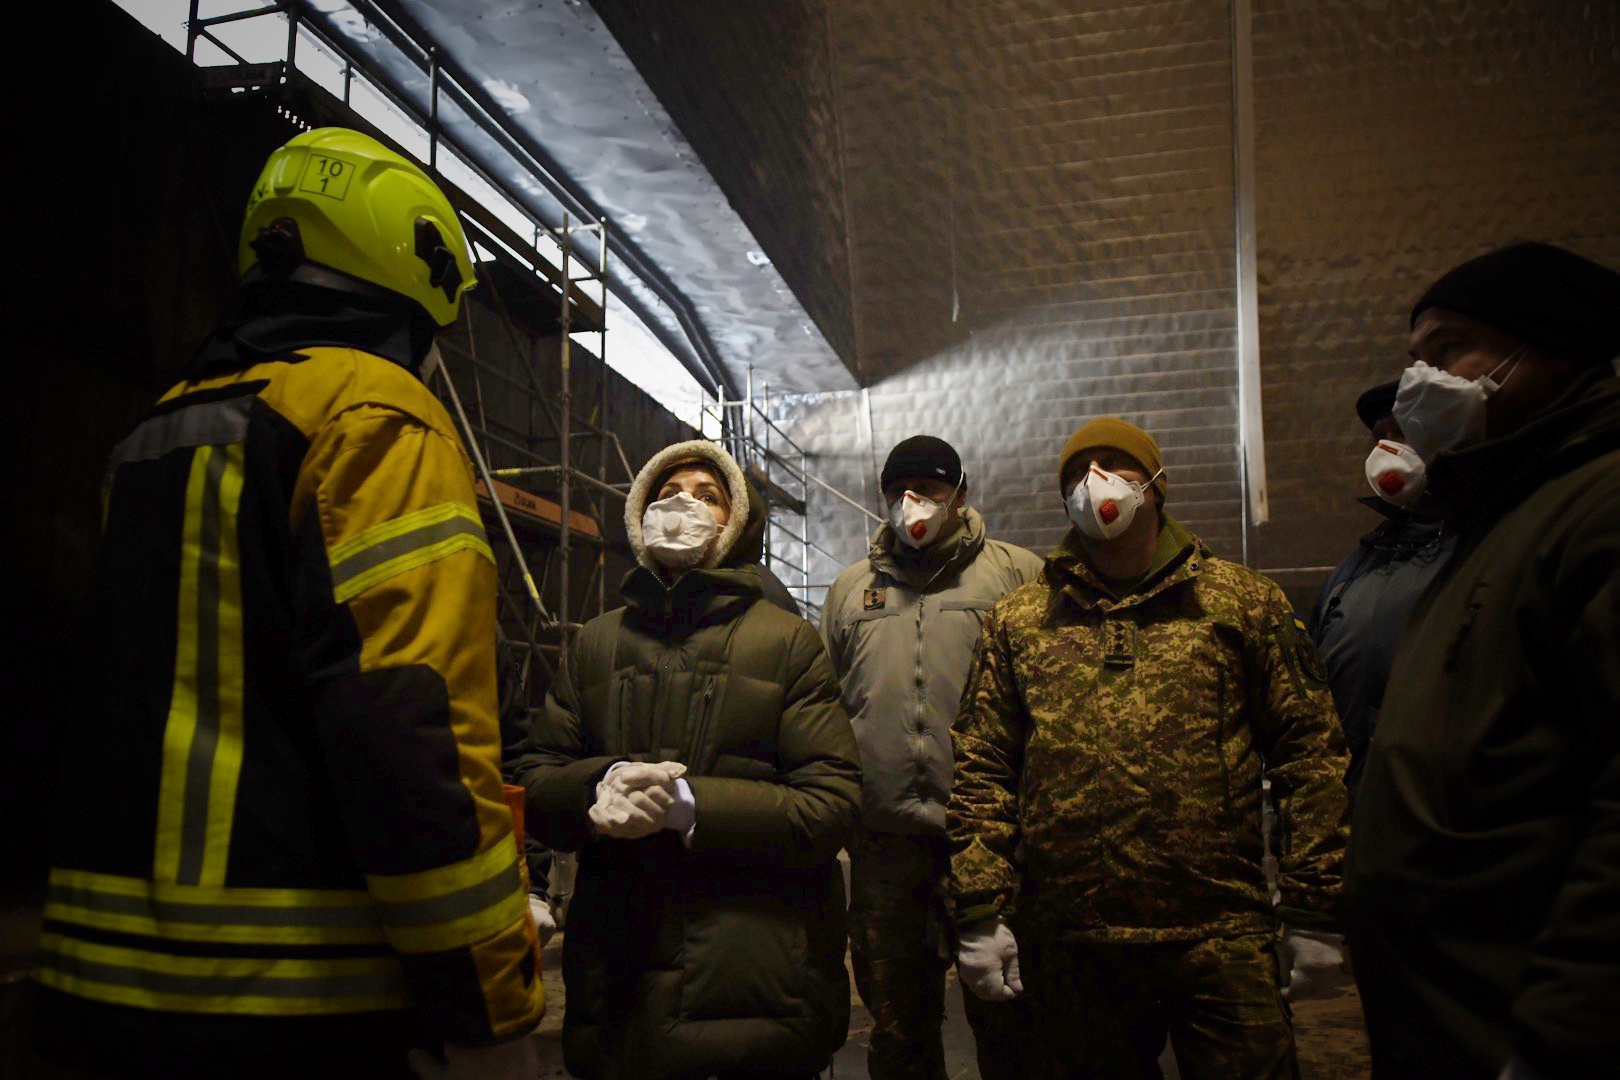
1058 418 1167 501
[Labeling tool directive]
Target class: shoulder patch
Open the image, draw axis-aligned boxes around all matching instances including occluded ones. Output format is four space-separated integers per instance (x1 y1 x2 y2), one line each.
863 587 887 611
1286 611 1328 686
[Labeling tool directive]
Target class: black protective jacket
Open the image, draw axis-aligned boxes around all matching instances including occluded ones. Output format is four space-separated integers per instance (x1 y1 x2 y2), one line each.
1346 369 1620 1077
1309 507 1454 797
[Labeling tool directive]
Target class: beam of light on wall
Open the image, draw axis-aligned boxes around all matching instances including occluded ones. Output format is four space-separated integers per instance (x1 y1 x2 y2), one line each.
1230 0 1269 551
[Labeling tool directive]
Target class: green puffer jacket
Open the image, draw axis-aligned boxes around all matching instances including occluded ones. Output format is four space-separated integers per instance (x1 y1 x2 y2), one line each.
514 440 861 1080
949 516 1349 941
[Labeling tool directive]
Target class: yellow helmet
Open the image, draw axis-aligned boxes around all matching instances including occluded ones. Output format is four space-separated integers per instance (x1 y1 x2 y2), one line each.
239 127 476 327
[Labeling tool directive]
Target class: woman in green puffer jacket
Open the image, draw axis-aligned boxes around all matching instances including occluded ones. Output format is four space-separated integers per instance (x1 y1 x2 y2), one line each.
513 439 861 1080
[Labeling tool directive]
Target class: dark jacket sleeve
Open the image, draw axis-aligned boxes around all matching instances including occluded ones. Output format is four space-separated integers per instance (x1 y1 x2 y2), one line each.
685 621 861 870
510 623 622 854
1511 494 1620 1076
946 605 1025 926
1248 578 1351 930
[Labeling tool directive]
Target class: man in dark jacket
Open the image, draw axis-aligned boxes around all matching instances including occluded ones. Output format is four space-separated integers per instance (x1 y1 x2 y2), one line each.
1309 381 1454 800
514 439 861 1080
1346 241 1620 1078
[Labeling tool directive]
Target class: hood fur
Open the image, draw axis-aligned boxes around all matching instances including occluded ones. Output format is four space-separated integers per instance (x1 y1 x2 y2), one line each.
626 440 753 572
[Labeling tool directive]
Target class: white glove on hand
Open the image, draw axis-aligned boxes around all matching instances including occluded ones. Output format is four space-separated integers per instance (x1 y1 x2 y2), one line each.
526 893 556 945
1278 927 1351 1002
407 1036 538 1080
588 761 688 840
956 918 1023 1002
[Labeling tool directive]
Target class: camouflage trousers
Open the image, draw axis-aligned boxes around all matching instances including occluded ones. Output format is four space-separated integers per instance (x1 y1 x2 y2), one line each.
1019 931 1299 1080
848 829 1039 1080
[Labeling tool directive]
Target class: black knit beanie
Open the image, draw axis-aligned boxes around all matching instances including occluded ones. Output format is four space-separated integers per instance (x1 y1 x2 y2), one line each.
1355 380 1399 432
1411 242 1620 368
880 435 963 491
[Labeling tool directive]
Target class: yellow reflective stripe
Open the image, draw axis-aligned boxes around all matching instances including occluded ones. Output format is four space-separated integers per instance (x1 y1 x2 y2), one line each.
34 934 410 1016
49 868 376 907
38 931 397 979
42 901 389 947
154 444 250 887
328 502 492 604
154 447 212 884
366 842 526 953
365 838 517 905
200 443 246 887
44 869 387 947
384 882 527 955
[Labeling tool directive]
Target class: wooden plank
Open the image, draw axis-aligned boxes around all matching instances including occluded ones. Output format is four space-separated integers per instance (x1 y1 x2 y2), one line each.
475 479 602 541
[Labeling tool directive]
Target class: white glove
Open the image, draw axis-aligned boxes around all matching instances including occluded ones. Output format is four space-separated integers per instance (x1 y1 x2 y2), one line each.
1277 927 1351 1002
526 893 556 945
588 761 690 841
407 1036 538 1080
956 918 1023 1002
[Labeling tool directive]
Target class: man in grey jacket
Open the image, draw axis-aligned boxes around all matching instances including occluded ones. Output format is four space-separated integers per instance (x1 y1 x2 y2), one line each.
823 436 1043 1080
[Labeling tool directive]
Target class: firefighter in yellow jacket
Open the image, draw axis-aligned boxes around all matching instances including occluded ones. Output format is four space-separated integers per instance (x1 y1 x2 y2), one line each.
31 129 543 1078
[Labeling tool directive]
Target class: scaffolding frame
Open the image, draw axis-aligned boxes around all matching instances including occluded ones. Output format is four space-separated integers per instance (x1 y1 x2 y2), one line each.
703 377 882 624
183 0 881 649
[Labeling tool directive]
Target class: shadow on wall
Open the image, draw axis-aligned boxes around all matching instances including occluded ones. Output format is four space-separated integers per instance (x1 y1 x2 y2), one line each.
7 1 292 899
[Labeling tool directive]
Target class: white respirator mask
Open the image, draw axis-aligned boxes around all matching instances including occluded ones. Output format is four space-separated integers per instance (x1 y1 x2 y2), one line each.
641 491 720 568
1066 461 1163 541
1391 351 1522 463
889 479 961 549
1363 440 1428 509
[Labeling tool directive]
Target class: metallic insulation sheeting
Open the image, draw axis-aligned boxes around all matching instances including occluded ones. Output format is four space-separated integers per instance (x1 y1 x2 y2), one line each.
720 1 1620 608
306 0 853 397
777 0 1248 599
311 0 1620 604
1247 0 1620 592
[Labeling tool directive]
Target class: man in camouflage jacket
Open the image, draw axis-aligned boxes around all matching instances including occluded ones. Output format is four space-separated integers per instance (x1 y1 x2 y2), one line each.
947 418 1350 1079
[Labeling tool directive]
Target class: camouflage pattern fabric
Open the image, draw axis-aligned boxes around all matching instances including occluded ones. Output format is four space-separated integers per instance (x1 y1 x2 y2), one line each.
1018 930 1299 1079
948 520 1349 940
849 829 1044 1080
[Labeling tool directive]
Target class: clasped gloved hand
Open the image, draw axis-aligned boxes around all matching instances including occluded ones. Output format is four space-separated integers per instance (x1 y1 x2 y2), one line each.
956 918 1023 1001
407 1035 538 1079
588 761 691 840
1277 927 1351 1002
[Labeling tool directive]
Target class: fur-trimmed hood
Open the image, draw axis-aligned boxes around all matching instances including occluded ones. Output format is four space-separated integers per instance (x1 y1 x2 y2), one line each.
625 439 757 572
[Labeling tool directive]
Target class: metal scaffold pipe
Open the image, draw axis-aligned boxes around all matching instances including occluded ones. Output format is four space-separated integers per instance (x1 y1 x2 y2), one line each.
558 213 574 654
434 346 554 627
806 470 886 524
490 465 629 500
